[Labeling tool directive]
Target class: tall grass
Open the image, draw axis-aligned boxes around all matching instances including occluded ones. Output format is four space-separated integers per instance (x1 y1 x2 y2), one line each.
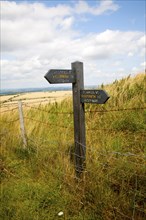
0 73 146 219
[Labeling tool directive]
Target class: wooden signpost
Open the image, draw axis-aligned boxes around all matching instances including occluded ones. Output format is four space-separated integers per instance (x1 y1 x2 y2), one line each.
72 62 86 177
44 61 110 177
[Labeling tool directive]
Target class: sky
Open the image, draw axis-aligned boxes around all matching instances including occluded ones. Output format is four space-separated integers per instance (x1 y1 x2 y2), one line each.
0 0 146 89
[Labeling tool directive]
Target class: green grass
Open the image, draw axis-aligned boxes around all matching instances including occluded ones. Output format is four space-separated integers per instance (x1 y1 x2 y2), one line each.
0 73 146 219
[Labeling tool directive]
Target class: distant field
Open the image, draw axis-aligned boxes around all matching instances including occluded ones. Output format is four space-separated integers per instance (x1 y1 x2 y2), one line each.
0 90 72 109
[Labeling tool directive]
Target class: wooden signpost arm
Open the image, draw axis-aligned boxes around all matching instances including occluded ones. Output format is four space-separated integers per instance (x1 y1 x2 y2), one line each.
72 61 86 177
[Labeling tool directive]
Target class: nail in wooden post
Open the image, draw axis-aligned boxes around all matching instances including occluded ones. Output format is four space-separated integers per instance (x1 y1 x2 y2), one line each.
72 61 86 177
18 101 27 149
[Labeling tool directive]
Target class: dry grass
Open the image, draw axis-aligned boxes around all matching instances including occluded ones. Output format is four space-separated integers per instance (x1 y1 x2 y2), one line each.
0 73 146 220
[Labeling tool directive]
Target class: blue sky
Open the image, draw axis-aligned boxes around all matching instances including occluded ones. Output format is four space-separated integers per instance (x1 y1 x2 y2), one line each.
1 0 146 89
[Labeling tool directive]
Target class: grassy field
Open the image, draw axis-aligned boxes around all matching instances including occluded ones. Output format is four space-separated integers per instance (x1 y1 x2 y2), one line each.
0 73 146 220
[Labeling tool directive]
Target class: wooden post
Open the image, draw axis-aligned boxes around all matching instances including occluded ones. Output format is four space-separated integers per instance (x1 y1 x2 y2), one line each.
18 101 27 149
72 61 86 177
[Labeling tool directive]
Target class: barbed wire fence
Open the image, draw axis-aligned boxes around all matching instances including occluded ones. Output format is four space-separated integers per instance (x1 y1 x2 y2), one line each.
1 100 146 218
1 100 146 160
1 100 146 135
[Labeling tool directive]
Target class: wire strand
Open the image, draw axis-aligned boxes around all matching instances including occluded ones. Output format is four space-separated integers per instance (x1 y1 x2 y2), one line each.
24 104 73 115
24 116 73 129
0 107 18 113
85 107 146 113
0 118 19 123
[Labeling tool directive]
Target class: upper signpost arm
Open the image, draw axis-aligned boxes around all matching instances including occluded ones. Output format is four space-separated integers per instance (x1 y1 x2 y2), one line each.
44 69 75 84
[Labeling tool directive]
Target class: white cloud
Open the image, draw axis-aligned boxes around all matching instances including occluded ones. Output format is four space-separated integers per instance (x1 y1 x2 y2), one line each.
0 1 145 89
118 68 125 72
137 35 145 47
1 1 76 52
79 30 144 60
75 1 89 14
141 62 146 68
1 1 71 20
113 61 121 66
137 35 146 56
59 16 74 30
1 0 120 53
75 0 119 15
128 52 134 57
132 67 138 72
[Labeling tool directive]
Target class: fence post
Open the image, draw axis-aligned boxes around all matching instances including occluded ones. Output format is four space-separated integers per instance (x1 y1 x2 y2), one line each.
18 101 27 149
72 61 86 177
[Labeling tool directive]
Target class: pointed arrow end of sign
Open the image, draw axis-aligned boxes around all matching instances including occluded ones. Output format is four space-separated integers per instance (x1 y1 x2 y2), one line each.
104 95 110 103
102 90 110 103
44 70 52 84
44 71 49 79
